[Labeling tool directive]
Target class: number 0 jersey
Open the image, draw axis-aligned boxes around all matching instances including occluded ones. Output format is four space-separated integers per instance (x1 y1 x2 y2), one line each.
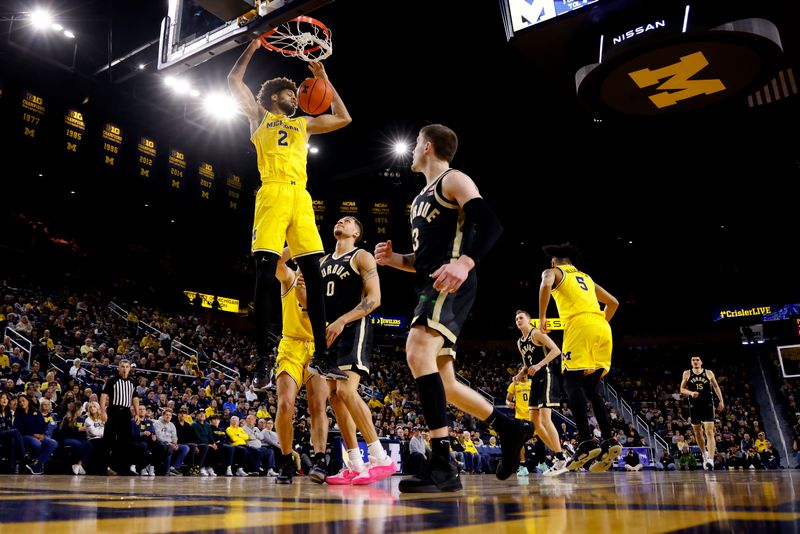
320 248 364 321
251 111 308 186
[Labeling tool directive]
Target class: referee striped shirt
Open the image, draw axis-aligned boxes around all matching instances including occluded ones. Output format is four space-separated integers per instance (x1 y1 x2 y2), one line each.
103 375 135 408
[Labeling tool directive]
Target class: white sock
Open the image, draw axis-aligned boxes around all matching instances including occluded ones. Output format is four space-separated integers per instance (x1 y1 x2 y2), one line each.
348 448 365 471
367 441 387 461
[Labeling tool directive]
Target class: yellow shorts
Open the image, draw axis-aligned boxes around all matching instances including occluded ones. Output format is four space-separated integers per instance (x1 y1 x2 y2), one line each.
561 313 613 377
275 337 315 391
252 182 324 257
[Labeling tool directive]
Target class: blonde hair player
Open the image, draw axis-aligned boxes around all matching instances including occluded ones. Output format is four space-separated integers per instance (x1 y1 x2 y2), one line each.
513 310 568 476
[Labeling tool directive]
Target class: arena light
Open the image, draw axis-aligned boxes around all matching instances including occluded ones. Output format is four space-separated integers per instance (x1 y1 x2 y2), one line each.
393 140 410 156
63 30 75 39
51 23 63 31
172 78 190 95
189 89 200 98
309 146 319 154
203 93 238 120
30 9 53 30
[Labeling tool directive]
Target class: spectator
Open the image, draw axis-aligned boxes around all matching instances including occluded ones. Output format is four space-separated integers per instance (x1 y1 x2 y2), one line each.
69 359 87 380
15 395 58 474
678 445 696 471
15 315 33 335
623 448 642 471
655 450 676 471
154 409 189 476
0 392 29 473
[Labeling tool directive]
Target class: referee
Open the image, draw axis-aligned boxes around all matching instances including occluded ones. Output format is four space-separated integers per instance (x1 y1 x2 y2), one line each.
101 359 139 475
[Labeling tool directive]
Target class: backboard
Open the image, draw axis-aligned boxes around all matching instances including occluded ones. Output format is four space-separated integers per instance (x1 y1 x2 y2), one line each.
158 0 332 74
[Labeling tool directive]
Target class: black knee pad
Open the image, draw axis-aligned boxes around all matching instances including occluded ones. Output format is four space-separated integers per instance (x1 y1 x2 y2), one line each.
415 373 448 429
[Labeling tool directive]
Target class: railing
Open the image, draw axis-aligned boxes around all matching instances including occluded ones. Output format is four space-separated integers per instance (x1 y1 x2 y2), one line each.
653 431 670 459
636 414 652 446
208 359 240 381
4 326 32 368
107 302 129 324
477 387 495 405
108 301 201 365
621 398 634 424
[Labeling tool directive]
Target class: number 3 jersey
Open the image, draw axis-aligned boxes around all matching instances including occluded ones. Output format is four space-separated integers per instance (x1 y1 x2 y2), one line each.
409 169 471 276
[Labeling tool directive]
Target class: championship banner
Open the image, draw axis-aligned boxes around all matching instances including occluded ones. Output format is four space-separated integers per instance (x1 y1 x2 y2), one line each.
167 148 186 190
64 109 85 154
21 90 46 141
312 199 327 233
137 136 157 178
198 162 215 200
338 199 359 216
226 173 242 210
101 122 123 167
370 200 390 237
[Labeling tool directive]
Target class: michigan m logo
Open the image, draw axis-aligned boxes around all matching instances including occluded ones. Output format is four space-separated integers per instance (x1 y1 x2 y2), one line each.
66 142 77 152
140 168 150 177
201 191 209 199
628 51 725 108
171 179 181 189
104 155 115 166
562 352 572 361
24 127 35 137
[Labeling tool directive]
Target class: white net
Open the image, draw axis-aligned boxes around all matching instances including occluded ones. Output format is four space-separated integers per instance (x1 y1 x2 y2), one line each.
260 17 332 62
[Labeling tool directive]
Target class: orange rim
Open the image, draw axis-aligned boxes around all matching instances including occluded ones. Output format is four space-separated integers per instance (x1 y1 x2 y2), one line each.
258 16 331 56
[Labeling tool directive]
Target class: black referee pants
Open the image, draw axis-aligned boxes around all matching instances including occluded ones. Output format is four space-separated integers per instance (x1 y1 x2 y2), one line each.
105 406 133 473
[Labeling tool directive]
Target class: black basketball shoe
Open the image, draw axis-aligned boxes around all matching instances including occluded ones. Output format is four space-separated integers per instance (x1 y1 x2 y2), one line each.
588 438 622 473
496 419 535 480
307 349 348 380
566 440 603 471
275 454 294 485
398 454 462 493
309 454 328 484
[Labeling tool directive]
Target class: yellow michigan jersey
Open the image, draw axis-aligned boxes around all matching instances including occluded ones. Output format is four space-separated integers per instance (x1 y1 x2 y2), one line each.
507 380 532 419
552 264 612 376
250 111 323 256
276 274 315 389
251 111 308 186
281 275 313 340
551 265 603 320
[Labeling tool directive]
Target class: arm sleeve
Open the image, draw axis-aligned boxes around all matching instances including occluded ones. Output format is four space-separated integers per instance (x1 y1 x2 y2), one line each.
461 197 503 263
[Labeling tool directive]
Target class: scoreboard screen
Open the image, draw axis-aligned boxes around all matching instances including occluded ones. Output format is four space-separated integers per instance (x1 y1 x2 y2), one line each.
504 0 600 33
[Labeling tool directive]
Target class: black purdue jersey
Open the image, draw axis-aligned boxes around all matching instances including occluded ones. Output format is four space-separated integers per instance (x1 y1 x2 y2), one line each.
686 369 713 405
320 248 364 321
517 331 560 373
410 169 470 275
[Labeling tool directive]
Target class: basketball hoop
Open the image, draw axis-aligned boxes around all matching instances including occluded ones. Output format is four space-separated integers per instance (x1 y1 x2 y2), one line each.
259 16 332 62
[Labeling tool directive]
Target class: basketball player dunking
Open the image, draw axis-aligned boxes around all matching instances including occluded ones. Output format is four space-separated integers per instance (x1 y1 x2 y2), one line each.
538 243 621 473
680 355 724 470
227 39 351 385
314 217 397 485
272 247 330 484
514 310 569 476
375 124 533 492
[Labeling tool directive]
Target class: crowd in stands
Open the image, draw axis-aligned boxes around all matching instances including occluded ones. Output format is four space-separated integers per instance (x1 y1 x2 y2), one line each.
2 283 794 477
609 347 785 470
768 348 800 468
0 284 526 476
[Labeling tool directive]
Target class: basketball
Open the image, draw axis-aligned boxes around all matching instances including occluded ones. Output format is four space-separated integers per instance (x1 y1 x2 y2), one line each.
297 77 333 115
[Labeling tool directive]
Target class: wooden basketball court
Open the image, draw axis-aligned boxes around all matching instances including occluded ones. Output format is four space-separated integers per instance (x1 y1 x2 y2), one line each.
0 471 797 532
